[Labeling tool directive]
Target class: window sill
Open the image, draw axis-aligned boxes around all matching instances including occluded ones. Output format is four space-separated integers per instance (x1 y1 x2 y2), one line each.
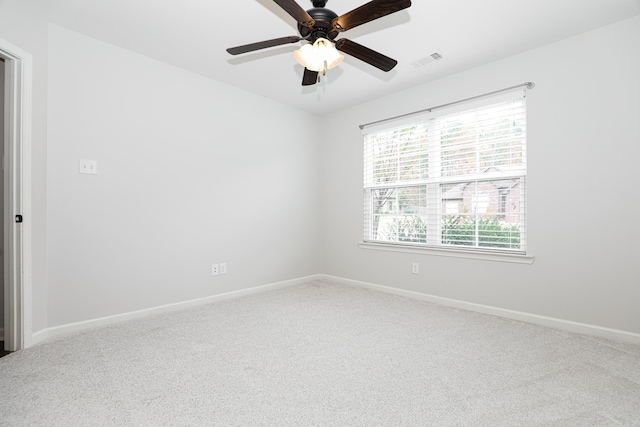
359 242 535 264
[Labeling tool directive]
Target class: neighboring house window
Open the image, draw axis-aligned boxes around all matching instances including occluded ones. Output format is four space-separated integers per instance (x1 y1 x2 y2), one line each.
363 90 527 253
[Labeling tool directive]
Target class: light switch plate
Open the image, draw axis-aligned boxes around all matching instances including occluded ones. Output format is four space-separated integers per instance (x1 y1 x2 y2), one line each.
79 159 98 175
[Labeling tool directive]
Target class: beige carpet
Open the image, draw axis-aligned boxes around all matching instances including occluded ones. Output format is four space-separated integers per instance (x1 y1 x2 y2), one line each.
1 280 639 426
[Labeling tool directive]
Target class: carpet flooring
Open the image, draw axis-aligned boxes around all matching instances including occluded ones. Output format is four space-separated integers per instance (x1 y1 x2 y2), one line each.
0 280 639 426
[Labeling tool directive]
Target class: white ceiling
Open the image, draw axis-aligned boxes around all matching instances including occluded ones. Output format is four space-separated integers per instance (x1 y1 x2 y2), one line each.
38 0 640 116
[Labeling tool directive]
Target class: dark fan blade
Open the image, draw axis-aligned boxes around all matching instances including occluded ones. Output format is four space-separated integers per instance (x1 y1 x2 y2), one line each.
273 0 315 27
227 36 302 55
302 68 319 86
335 39 397 71
332 0 411 32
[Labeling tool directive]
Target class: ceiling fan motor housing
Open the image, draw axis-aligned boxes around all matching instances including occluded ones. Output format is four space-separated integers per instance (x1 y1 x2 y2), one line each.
298 6 339 40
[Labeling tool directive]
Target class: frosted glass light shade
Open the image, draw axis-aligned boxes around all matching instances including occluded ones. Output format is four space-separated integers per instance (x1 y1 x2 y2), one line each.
294 38 344 73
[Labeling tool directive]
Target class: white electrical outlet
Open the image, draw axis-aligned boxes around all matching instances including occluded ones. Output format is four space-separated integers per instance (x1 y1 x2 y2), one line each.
412 262 419 274
211 264 219 276
220 263 227 275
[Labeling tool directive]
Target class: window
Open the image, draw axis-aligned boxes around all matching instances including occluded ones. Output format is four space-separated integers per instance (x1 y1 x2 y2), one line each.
363 90 527 254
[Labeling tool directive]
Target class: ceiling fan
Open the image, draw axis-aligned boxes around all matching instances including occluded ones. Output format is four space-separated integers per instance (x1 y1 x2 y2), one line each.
226 0 412 86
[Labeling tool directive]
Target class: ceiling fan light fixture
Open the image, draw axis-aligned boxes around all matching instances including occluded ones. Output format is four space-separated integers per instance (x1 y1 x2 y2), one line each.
294 37 344 73
227 0 412 85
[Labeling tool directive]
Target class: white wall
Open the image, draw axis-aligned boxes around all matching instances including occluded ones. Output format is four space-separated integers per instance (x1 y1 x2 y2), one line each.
46 26 322 327
320 16 640 335
2 0 639 340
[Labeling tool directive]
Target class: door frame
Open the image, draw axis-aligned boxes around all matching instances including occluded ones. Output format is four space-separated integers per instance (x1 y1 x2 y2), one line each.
1 38 33 351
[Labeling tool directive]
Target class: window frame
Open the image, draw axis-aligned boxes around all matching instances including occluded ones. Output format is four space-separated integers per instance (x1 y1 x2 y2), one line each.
361 90 533 264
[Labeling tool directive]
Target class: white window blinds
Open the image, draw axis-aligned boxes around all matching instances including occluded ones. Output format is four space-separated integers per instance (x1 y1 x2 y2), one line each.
363 90 527 253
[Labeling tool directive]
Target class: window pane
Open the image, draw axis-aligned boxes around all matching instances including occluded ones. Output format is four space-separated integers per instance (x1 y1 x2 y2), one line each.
364 124 429 186
435 100 526 178
440 179 522 249
368 186 427 243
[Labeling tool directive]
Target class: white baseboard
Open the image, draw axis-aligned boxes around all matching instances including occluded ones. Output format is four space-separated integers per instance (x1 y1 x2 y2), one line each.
31 275 319 347
319 274 640 345
29 273 640 347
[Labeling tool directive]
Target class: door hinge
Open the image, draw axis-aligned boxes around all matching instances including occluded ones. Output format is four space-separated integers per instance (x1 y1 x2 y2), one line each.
15 214 23 223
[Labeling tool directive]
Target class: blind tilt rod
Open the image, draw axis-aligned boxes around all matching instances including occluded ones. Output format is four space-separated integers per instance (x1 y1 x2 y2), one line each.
359 82 535 130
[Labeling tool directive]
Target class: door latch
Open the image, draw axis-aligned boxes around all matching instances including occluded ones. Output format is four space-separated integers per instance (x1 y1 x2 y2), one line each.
15 214 23 223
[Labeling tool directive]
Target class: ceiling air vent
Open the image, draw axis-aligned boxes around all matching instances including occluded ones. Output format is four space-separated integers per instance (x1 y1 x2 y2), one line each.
408 51 444 71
